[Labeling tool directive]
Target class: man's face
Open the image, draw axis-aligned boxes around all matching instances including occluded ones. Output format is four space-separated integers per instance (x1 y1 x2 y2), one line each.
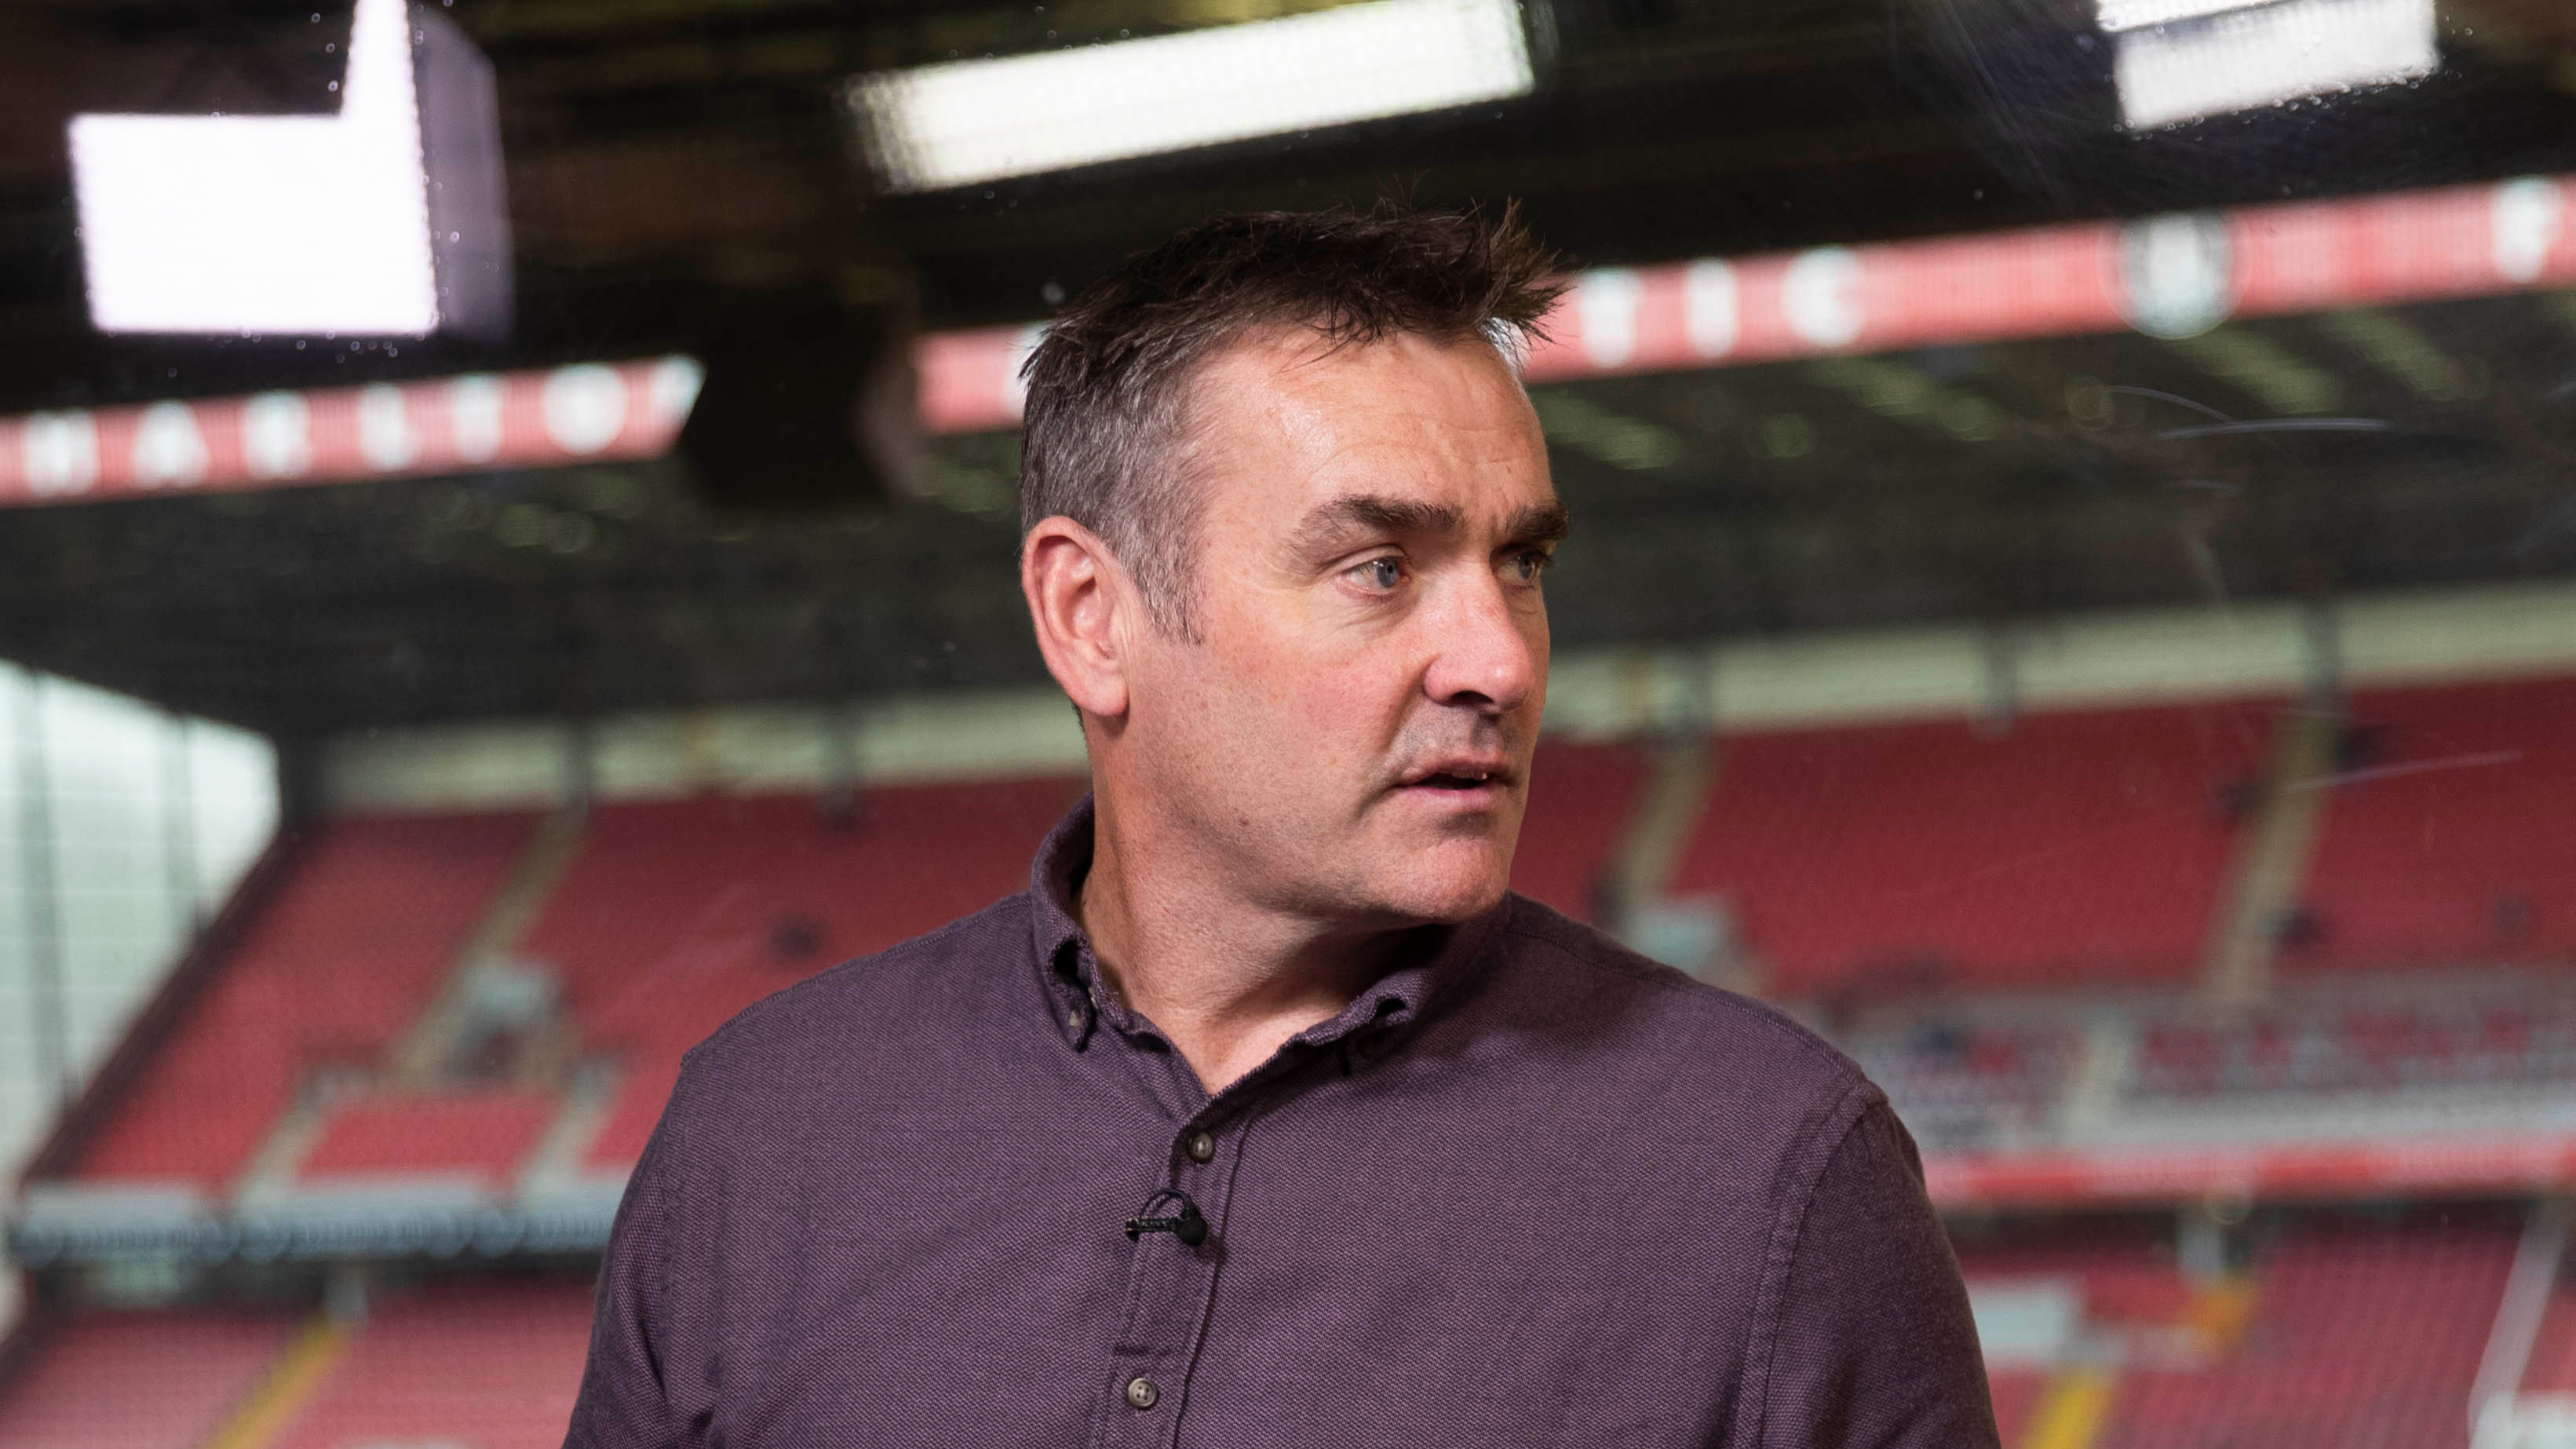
1120 328 1561 928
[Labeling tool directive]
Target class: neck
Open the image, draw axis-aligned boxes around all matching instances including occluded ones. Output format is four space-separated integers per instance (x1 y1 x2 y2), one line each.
1075 793 1405 1094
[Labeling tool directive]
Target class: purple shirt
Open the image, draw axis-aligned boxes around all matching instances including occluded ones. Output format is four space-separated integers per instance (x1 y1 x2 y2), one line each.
566 798 1999 1447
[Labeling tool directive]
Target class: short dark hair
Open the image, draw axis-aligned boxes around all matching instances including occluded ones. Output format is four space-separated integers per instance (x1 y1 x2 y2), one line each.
1018 199 1564 637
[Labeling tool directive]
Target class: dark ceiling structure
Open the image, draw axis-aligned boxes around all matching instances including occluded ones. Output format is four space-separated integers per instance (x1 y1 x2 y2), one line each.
1 0 2574 737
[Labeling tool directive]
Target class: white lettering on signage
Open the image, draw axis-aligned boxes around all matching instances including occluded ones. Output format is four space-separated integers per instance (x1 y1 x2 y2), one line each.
357 384 421 471
24 411 99 496
1781 246 1865 349
1574 268 1644 369
648 356 706 428
243 392 313 479
131 401 210 487
1682 259 1738 360
542 364 627 454
1002 323 1049 416
448 374 505 462
2494 177 2563 284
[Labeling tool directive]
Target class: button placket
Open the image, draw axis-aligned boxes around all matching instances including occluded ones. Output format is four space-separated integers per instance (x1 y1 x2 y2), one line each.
1089 1229 1215 1449
1085 1111 1257 1449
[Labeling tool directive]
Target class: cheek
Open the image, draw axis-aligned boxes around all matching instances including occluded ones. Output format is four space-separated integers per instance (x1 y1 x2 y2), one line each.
1190 580 1428 768
1204 631 1406 781
1524 621 1550 713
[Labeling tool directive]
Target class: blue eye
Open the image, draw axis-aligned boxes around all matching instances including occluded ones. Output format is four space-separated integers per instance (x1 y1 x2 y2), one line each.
1352 557 1403 590
1506 549 1553 584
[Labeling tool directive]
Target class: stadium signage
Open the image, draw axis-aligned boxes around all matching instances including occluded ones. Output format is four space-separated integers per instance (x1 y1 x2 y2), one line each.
13 172 2568 502
5 1201 618 1267
0 356 701 509
920 171 2576 433
1921 1130 2576 1210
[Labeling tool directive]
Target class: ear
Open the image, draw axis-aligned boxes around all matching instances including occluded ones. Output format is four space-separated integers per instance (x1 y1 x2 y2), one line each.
1021 516 1136 722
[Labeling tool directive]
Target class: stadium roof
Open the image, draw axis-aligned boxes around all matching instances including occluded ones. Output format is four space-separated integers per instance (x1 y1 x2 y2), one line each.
1 0 2574 734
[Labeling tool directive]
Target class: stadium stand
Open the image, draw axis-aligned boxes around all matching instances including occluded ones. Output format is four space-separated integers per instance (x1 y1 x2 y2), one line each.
69 812 542 1193
2296 675 2576 972
264 1278 597 1449
2100 1215 2519 1448
0 1309 297 1449
1667 701 2279 997
2130 999 2576 1100
14 696 2576 1448
1953 1219 2202 1344
1510 739 1651 922
1982 1369 2051 1445
2523 1271 2576 1396
296 1087 559 1187
1844 1020 2080 1151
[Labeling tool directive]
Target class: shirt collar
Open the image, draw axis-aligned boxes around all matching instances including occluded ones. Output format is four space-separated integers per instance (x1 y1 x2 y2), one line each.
1027 793 1505 1054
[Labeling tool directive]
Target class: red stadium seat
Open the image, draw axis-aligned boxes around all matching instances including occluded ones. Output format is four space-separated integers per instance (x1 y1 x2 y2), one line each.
1669 701 2279 995
2296 676 2576 972
73 812 542 1192
0 1311 296 1449
2103 1217 2517 1448
2525 1277 2576 1396
1511 739 1652 922
1983 1369 2053 1444
265 1279 595 1449
297 1086 558 1186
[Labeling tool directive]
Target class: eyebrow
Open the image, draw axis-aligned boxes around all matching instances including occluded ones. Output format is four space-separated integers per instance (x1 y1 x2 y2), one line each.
1505 502 1574 547
1292 495 1572 554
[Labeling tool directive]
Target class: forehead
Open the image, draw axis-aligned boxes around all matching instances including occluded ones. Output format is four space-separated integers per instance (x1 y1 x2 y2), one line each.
1184 329 1553 524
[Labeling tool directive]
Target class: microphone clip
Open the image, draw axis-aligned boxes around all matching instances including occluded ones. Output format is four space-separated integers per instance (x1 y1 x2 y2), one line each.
1124 1188 1210 1247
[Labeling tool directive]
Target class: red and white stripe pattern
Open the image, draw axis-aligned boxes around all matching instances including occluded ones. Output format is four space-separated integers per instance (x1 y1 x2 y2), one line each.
921 171 2576 431
0 356 700 509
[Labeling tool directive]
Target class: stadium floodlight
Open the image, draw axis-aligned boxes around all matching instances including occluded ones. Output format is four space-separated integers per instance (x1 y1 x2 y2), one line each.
68 0 510 338
844 0 1534 195
2098 0 2291 31
2103 0 2436 131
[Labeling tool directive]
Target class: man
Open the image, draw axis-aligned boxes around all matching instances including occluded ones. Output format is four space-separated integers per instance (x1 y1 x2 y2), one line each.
567 203 1999 1447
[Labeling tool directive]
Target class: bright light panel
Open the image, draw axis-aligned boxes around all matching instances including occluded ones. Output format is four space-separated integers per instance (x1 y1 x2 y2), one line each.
2112 0 2436 131
846 0 1534 194
69 0 438 334
2097 0 2275 32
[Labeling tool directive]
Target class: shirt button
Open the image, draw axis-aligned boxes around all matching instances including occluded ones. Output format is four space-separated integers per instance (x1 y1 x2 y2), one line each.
1124 1375 1160 1410
1184 1131 1216 1163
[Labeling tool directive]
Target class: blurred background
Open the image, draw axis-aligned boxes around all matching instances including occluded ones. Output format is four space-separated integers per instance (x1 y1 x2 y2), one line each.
4 0 2576 1444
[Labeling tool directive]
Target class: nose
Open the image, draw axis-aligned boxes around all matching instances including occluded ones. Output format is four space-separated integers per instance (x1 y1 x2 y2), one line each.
1421 568 1543 716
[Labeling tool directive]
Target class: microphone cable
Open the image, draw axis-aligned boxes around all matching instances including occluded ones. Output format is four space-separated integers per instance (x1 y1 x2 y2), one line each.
1123 1187 1210 1246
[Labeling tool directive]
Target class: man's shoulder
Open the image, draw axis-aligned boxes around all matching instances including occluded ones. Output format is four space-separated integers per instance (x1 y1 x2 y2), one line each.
680 892 1035 1082
1493 892 1881 1120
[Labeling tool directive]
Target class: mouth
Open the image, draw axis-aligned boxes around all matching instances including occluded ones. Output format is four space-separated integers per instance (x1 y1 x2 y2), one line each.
1397 761 1515 795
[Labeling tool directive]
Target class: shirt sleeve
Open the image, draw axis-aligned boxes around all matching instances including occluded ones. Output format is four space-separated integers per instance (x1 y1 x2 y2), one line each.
1753 1093 2001 1449
563 1075 708 1449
